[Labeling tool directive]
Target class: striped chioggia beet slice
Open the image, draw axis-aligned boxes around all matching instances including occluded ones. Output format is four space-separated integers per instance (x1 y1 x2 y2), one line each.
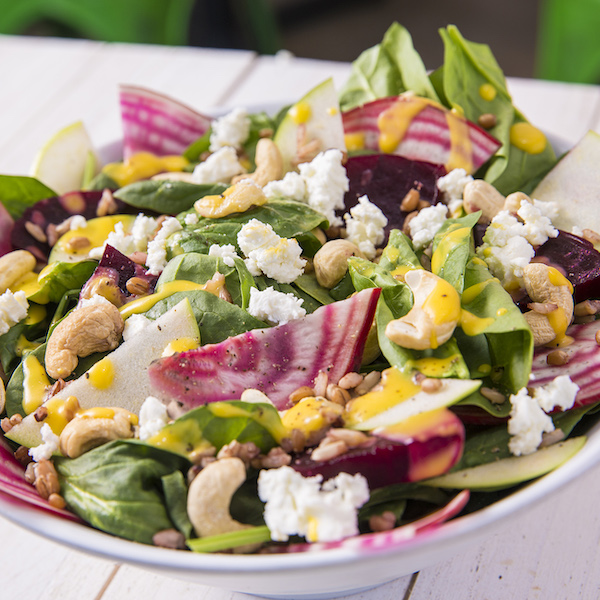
342 96 501 174
530 319 600 407
0 434 81 522
119 85 212 158
148 287 381 411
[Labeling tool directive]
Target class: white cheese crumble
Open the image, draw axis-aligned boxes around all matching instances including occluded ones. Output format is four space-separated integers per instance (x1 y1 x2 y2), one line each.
88 213 158 260
122 313 152 341
146 216 182 275
78 294 114 310
69 215 88 230
436 168 473 203
138 396 169 441
247 286 306 325
0 289 29 335
508 376 579 456
409 203 448 250
209 107 251 152
343 194 388 260
29 423 60 462
184 212 199 226
192 146 246 184
237 219 306 283
263 171 308 202
257 466 369 543
299 149 349 226
208 243 239 267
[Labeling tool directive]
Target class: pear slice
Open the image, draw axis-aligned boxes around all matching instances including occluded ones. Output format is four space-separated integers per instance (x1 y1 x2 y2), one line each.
532 130 600 235
30 121 98 195
274 78 346 173
6 299 200 449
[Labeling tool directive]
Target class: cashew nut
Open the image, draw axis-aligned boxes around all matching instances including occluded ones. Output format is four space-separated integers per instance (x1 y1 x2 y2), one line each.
0 377 5 414
462 180 505 223
232 138 283 187
0 250 37 294
313 239 365 288
385 269 461 350
59 407 135 457
45 302 124 379
503 191 531 214
151 171 195 182
522 263 574 346
194 179 267 218
187 457 251 539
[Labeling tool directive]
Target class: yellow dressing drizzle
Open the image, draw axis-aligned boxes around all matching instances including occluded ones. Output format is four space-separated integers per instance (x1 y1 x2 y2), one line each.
102 152 189 187
377 97 431 153
421 277 462 327
479 83 497 101
344 132 366 152
445 112 473 172
289 101 312 124
460 309 495 336
120 280 205 318
162 337 200 357
431 226 471 275
24 304 46 325
407 355 461 378
509 122 547 154
86 357 115 390
16 335 41 357
282 397 343 437
22 354 51 414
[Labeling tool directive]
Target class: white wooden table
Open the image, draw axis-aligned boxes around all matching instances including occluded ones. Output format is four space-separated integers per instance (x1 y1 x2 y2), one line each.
1 35 600 600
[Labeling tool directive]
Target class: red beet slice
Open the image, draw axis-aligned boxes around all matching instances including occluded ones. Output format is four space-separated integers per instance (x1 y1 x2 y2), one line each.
119 85 212 159
342 96 501 173
148 287 381 411
343 154 446 234
0 201 14 256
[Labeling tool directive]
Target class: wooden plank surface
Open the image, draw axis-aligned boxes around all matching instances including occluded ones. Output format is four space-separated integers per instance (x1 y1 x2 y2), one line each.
1 34 600 600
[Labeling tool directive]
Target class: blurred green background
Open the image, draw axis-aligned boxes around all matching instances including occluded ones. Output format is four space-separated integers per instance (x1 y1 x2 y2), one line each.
0 0 597 82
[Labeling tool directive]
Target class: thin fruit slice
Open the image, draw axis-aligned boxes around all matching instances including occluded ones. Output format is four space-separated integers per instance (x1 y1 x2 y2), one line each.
30 121 98 195
424 436 586 490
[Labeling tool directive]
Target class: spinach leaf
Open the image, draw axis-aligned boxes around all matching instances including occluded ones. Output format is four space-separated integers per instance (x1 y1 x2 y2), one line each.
55 440 190 544
170 199 327 257
183 129 211 162
0 176 56 220
143 290 266 344
158 252 255 309
87 172 118 191
161 470 193 539
114 180 227 214
30 260 97 305
254 275 322 314
339 22 439 111
243 112 277 166
293 272 335 306
146 401 284 458
439 25 556 194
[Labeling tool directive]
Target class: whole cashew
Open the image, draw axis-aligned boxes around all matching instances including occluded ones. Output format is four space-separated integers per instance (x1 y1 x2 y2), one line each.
45 302 124 379
187 457 251 539
194 180 267 218
59 407 135 457
313 239 365 288
522 263 574 346
462 180 505 223
232 138 283 187
0 250 37 294
385 269 461 350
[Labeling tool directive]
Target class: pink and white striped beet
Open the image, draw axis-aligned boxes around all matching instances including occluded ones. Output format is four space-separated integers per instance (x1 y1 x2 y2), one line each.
119 85 212 158
148 287 381 411
342 96 501 173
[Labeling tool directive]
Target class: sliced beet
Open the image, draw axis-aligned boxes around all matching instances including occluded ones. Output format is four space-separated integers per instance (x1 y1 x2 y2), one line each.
0 201 14 256
342 154 446 234
292 428 464 490
534 230 600 302
10 191 138 263
79 245 159 305
148 287 381 411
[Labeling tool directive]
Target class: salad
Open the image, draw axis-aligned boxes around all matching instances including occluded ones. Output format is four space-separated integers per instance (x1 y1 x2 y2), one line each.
1 22 600 554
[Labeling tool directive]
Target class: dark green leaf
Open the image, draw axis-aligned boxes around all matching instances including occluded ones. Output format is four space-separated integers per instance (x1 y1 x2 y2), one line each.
161 470 193 538
0 176 56 220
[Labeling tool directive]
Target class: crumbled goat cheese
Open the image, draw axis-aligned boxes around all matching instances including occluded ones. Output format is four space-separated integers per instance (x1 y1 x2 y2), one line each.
122 313 152 341
237 219 306 283
409 203 448 250
436 168 473 203
130 214 158 250
263 171 308 202
29 423 60 462
508 376 579 456
343 194 388 260
209 107 251 152
247 286 306 325
0 289 29 335
192 146 246 184
184 212 199 226
146 217 182 275
88 213 157 259
208 243 239 267
299 149 349 226
69 215 88 230
138 396 169 441
477 198 559 288
257 466 369 543
571 225 584 237
78 294 114 309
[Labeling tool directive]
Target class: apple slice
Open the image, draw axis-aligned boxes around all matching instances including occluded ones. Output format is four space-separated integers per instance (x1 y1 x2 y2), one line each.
30 121 98 195
6 299 200 449
533 130 600 235
274 78 347 172
424 436 586 490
